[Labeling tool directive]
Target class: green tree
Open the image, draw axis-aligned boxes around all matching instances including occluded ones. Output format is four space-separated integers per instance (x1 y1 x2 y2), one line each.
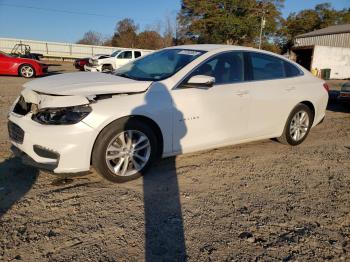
341 8 350 24
177 0 284 47
278 3 350 52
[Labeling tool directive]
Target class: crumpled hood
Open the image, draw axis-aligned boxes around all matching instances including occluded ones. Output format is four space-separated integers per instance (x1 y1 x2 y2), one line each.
23 72 152 96
91 54 110 60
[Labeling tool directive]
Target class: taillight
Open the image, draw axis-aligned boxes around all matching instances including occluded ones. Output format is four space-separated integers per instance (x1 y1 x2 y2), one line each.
323 83 330 92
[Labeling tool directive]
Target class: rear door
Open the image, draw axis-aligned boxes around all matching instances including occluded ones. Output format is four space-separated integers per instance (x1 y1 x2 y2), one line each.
245 52 304 138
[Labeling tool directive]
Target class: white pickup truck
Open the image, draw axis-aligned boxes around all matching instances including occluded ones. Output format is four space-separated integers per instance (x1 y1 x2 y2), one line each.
84 49 153 72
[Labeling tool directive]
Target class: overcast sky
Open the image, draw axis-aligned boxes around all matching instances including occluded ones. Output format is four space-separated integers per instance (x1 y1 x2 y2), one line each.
0 0 349 43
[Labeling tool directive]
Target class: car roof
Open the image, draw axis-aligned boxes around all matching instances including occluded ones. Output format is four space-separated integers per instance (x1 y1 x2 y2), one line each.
165 44 308 74
166 44 256 52
167 44 301 62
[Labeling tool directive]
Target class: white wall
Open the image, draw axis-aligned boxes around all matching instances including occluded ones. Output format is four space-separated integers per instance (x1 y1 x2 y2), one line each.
0 38 151 59
312 45 350 79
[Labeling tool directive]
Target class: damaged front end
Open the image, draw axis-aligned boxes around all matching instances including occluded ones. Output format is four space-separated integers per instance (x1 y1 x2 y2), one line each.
32 105 92 125
12 89 93 125
10 71 154 124
7 73 152 174
8 89 100 174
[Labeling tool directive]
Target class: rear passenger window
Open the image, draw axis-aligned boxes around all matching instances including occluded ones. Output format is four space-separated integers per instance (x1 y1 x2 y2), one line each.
249 53 285 80
284 61 302 77
118 51 132 59
134 51 141 58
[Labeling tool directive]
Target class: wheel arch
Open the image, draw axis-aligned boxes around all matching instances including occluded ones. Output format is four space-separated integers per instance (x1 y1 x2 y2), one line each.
277 101 316 145
90 114 164 164
130 115 164 158
278 100 316 137
299 100 315 124
101 63 113 68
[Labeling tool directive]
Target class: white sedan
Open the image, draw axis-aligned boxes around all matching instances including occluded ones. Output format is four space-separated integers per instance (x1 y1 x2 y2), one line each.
8 45 329 182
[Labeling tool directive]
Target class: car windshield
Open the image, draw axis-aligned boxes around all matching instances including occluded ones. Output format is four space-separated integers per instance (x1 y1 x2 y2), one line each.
111 50 122 57
114 49 206 81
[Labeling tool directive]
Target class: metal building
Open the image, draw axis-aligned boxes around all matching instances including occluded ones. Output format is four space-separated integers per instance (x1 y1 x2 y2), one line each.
292 24 350 79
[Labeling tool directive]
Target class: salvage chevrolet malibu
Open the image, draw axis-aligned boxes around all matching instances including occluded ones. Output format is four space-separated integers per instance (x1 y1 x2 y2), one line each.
8 45 329 182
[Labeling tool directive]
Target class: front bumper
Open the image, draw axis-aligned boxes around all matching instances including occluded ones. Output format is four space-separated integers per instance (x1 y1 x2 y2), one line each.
84 64 101 72
11 145 59 172
8 113 99 173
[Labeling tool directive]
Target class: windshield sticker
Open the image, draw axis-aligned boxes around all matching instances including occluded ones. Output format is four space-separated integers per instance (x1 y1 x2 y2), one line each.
178 50 202 56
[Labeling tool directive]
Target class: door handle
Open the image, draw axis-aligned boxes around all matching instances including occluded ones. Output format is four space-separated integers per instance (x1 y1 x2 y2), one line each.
234 90 249 96
285 86 296 91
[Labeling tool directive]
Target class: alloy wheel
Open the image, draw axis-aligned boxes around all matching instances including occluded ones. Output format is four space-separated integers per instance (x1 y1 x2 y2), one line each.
21 66 34 78
105 130 151 177
289 110 310 141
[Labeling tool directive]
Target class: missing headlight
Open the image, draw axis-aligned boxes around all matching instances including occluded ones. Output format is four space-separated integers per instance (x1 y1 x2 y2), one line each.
32 105 92 125
13 96 31 115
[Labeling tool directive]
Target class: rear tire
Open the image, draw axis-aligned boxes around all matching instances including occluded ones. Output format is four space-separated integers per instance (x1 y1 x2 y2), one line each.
92 118 158 183
278 104 314 146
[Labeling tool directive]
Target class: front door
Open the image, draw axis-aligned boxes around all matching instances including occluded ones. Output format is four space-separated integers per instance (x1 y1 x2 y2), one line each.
171 51 251 154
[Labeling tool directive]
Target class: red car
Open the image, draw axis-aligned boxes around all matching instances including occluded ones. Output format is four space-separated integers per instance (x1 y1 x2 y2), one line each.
0 51 48 78
73 57 89 71
74 55 110 71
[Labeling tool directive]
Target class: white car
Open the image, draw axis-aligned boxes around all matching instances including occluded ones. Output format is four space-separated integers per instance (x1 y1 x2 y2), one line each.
8 45 328 182
84 49 153 72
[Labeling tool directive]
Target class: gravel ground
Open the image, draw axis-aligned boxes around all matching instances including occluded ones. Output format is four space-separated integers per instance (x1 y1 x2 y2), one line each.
0 62 349 261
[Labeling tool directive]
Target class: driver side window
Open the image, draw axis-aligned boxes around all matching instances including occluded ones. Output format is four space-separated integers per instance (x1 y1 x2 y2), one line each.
189 52 244 85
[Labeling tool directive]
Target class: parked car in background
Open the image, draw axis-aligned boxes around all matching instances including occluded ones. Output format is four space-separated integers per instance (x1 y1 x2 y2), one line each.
0 51 47 78
73 57 89 71
84 49 152 72
74 54 110 71
339 81 350 103
8 45 328 183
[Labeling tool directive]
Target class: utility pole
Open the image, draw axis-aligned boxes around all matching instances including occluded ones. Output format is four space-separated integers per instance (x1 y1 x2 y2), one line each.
258 10 266 49
251 2 268 50
175 17 179 45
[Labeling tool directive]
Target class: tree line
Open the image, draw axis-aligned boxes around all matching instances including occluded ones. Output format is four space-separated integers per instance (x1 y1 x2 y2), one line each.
76 1 350 54
76 16 175 50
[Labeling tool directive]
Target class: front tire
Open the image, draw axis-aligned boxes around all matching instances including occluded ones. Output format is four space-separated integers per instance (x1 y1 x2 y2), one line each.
101 64 113 73
19 64 36 78
92 118 158 183
278 104 314 146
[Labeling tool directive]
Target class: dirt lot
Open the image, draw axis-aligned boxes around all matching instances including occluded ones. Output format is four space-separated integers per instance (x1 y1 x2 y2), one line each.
0 62 349 261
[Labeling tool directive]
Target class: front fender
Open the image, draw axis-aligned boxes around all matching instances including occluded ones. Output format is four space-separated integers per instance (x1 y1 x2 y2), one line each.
82 88 173 155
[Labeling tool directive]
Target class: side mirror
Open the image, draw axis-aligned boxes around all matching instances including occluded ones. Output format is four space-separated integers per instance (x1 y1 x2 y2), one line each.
183 75 215 89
